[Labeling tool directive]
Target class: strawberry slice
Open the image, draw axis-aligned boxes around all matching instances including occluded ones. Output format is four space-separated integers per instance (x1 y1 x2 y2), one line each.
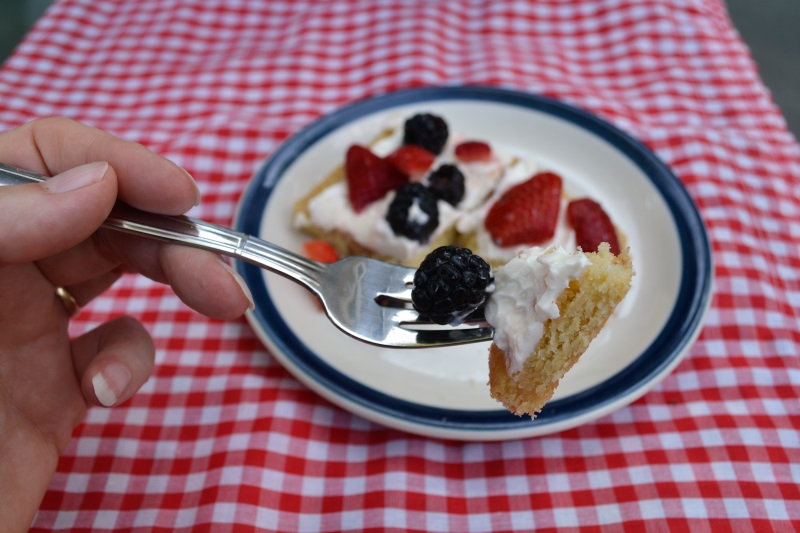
302 240 341 311
385 145 435 180
303 240 340 263
567 198 621 255
455 141 492 163
345 144 408 212
485 172 562 247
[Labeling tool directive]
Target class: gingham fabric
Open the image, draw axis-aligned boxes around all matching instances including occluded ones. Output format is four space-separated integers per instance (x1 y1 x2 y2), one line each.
2 0 798 531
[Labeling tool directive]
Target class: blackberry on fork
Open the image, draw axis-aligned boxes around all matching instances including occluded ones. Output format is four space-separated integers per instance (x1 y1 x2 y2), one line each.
412 246 493 326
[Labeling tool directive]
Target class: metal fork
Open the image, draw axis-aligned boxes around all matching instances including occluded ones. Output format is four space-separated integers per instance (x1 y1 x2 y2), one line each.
0 163 493 348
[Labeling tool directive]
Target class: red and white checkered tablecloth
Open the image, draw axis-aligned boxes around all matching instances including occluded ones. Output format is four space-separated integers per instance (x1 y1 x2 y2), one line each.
2 0 799 531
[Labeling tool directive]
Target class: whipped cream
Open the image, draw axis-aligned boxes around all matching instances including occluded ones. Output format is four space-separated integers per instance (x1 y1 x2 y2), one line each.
484 246 590 374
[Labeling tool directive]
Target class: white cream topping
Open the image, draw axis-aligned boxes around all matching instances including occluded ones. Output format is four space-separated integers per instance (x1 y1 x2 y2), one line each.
484 246 590 374
408 199 430 225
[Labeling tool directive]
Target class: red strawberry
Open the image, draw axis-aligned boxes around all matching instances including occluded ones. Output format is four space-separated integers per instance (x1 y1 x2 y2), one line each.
455 141 492 163
302 240 341 311
385 145 435 180
345 144 408 212
303 240 340 263
485 172 562 247
567 198 621 255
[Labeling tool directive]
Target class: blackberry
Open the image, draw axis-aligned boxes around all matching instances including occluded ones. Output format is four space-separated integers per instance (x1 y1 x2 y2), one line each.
403 113 449 155
386 182 439 242
427 164 465 206
411 246 493 326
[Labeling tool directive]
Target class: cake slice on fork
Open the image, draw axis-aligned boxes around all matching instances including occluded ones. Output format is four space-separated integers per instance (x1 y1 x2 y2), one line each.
485 243 633 416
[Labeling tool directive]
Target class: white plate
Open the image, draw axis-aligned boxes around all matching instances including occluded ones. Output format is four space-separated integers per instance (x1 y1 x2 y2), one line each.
234 86 713 441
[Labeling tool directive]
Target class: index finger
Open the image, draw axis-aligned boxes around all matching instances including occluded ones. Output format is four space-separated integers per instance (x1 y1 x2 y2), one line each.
0 117 200 215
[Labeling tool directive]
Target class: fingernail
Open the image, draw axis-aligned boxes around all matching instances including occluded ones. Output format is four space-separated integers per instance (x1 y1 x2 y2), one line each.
43 162 109 194
179 166 202 206
220 259 255 311
92 362 131 407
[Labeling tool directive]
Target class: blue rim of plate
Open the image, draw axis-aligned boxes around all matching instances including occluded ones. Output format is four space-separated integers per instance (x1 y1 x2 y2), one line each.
235 86 713 435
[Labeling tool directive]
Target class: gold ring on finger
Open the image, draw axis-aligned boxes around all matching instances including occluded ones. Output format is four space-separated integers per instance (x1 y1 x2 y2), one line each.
56 287 81 318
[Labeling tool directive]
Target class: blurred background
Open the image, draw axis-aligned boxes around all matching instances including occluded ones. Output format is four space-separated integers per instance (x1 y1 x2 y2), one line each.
1 0 797 137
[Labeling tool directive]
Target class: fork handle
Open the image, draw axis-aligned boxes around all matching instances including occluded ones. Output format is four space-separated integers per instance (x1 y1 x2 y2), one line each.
0 163 323 289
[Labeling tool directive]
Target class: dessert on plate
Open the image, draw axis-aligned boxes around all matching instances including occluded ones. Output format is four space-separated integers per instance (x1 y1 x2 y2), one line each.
294 111 633 417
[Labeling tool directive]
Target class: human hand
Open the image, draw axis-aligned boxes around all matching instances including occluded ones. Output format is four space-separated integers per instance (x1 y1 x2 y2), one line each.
0 117 253 531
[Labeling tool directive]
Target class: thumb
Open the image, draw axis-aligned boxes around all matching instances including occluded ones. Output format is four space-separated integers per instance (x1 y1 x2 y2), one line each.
0 162 117 264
